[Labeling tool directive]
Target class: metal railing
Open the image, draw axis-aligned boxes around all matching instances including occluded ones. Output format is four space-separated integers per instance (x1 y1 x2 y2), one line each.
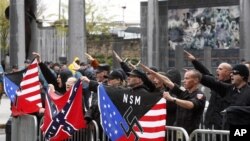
38 118 99 141
189 129 230 141
166 126 190 141
11 115 231 141
63 120 99 141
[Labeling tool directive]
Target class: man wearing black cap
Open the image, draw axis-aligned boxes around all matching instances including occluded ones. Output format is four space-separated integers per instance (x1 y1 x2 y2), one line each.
106 69 125 87
201 64 250 129
95 64 110 83
84 63 110 122
127 69 156 92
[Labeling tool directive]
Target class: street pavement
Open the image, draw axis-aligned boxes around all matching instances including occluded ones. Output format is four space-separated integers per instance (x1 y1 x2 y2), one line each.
0 95 11 141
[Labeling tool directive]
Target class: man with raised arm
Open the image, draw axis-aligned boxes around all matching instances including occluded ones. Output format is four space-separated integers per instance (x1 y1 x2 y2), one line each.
184 50 232 129
141 64 206 134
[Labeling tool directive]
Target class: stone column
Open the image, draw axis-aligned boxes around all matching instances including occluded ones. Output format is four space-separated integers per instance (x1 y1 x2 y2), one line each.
175 44 183 72
68 0 87 63
203 47 212 100
204 47 212 72
147 0 160 68
159 1 169 71
140 2 148 67
240 0 250 61
9 0 26 68
29 0 38 59
112 40 123 69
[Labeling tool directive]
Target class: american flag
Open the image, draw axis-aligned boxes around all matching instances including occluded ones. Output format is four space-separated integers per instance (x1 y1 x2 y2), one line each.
3 75 19 102
12 58 42 116
3 69 26 103
41 79 86 141
98 84 166 141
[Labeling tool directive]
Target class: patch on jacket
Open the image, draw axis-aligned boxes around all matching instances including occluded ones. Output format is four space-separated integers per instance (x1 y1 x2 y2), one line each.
196 94 204 100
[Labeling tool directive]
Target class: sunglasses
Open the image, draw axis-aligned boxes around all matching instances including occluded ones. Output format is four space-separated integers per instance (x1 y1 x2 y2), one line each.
231 70 240 75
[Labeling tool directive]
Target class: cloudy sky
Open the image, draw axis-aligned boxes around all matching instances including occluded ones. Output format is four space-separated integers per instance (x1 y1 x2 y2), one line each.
40 0 142 23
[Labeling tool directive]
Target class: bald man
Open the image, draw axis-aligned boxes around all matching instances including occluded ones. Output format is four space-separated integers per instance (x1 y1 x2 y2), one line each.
185 50 232 130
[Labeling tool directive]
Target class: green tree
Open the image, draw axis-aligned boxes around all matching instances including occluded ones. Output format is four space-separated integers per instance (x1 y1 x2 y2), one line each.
85 0 117 41
0 0 10 59
36 0 47 19
54 2 68 36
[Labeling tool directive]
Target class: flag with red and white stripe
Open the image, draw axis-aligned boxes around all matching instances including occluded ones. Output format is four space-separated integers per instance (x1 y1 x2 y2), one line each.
98 85 166 141
12 58 42 116
134 98 166 140
41 80 86 141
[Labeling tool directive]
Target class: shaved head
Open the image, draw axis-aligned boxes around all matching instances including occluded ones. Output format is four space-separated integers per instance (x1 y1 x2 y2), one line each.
216 62 232 81
219 63 232 71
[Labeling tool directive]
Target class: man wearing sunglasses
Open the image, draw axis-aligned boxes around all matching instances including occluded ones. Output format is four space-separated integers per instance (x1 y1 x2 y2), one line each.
201 64 250 129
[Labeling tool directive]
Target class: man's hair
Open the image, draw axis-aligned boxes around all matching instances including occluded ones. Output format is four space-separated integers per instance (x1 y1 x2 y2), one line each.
188 69 202 81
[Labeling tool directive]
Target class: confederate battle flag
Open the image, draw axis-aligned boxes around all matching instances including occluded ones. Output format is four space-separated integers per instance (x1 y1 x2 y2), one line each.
41 79 86 141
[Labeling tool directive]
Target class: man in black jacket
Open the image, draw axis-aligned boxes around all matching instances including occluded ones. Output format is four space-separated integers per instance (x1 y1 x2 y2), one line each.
185 50 232 129
201 64 250 129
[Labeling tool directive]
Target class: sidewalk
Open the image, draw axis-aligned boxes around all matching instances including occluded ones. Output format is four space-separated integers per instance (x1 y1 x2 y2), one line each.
0 95 11 132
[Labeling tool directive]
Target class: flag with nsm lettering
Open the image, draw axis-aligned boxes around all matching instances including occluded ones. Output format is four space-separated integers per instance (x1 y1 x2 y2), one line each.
98 84 167 141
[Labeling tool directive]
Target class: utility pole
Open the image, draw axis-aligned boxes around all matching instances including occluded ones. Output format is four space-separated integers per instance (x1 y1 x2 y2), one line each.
59 0 61 20
9 0 26 69
122 5 126 26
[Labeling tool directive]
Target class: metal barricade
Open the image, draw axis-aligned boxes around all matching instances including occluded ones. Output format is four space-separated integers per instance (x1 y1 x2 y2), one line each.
189 129 230 141
166 126 190 141
101 125 189 141
39 119 99 141
11 115 38 141
63 120 99 141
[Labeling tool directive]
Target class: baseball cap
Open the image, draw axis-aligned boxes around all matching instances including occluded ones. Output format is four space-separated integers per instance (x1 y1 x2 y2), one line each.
107 70 124 80
96 64 110 73
232 64 249 80
127 69 147 81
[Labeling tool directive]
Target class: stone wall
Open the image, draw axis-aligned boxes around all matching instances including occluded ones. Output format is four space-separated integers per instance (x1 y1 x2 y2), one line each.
87 39 141 61
87 38 240 72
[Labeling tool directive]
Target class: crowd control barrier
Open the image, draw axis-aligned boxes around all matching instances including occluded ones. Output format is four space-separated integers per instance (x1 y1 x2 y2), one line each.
39 119 99 141
63 120 99 141
101 125 190 141
189 129 230 141
11 115 231 141
166 126 190 141
11 115 38 141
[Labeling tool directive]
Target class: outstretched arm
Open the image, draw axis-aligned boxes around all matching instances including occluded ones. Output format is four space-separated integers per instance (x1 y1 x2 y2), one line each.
140 64 175 89
113 50 132 73
184 50 212 76
201 74 229 96
33 52 59 91
85 53 99 69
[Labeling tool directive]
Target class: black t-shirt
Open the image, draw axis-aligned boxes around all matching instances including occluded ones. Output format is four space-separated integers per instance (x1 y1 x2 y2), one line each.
171 85 206 134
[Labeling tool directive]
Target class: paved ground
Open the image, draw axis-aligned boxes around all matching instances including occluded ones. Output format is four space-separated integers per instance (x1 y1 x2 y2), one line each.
0 95 11 141
0 95 11 124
